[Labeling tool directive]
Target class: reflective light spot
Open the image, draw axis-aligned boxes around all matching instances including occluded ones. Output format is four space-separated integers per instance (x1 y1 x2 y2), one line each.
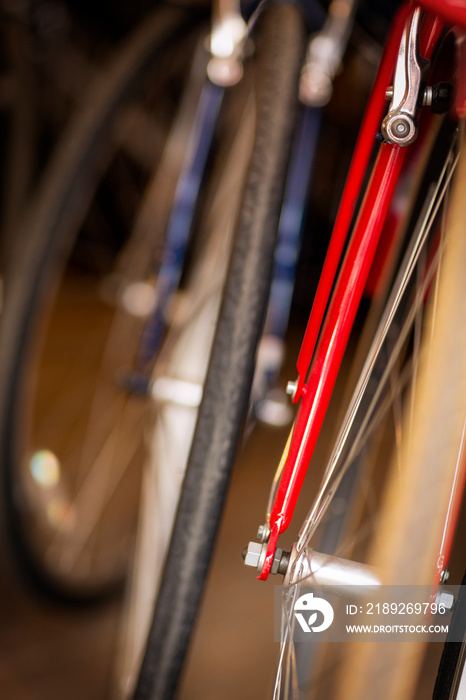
255 390 294 427
30 450 61 487
210 15 246 58
121 281 157 317
152 376 203 407
47 498 76 531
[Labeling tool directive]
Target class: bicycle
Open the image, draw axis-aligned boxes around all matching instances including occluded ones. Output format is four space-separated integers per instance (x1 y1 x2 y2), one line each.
239 2 466 699
0 0 324 697
1 1 466 700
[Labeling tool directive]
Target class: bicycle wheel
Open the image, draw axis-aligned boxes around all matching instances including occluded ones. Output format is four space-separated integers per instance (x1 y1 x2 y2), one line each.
275 75 466 700
0 4 206 599
332 120 466 700
132 4 309 699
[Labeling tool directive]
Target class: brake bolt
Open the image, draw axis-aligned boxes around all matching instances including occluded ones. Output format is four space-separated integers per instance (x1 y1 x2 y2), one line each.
392 118 409 136
257 524 270 543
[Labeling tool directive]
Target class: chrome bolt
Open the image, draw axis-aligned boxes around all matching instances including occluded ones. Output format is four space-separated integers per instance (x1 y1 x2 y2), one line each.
392 118 409 136
440 569 450 584
242 542 262 568
423 85 433 106
436 590 455 614
257 524 270 543
286 380 298 400
381 113 417 146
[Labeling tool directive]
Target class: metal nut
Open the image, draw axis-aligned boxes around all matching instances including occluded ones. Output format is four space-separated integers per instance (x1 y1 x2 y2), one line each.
286 380 298 400
243 542 262 568
436 590 455 614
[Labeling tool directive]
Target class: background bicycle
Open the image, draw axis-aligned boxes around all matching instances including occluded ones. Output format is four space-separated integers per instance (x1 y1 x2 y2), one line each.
0 0 333 696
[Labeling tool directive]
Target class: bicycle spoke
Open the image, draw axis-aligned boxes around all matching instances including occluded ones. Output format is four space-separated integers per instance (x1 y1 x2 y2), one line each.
45 397 145 565
295 141 458 552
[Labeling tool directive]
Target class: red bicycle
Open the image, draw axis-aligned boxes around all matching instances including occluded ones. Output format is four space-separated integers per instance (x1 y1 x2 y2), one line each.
241 2 466 698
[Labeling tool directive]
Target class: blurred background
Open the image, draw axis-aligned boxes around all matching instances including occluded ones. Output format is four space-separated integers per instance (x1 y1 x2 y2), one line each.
0 1 460 699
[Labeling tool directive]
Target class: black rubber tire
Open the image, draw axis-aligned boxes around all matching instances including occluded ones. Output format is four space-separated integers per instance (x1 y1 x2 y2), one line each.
133 4 308 699
0 4 204 600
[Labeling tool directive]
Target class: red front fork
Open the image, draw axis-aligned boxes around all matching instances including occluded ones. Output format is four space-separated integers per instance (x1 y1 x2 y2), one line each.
259 4 446 580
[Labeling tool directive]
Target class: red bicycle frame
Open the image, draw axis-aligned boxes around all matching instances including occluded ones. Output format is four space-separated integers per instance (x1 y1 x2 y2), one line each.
259 0 466 581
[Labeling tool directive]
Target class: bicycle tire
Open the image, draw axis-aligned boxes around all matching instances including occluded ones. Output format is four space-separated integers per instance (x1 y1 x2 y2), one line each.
0 4 205 599
133 4 308 699
116 73 257 698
